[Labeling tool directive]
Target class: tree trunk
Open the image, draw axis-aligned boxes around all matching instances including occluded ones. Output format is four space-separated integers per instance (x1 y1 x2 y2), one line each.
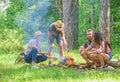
91 0 95 29
107 61 120 67
63 0 78 49
99 0 110 42
55 0 63 19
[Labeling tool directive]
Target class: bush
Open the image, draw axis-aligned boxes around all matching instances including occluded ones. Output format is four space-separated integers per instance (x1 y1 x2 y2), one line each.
0 28 24 53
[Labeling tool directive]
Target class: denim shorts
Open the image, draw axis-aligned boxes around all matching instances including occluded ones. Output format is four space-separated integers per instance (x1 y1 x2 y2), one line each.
107 52 112 60
49 34 61 44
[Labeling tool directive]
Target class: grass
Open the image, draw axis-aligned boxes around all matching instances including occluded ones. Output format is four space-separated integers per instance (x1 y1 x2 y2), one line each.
0 49 120 82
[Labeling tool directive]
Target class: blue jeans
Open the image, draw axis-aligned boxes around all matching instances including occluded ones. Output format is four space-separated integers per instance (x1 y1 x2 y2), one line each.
24 48 47 63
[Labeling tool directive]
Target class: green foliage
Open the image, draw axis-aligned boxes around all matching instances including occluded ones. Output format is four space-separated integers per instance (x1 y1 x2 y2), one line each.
0 0 120 52
0 0 59 53
0 28 24 53
0 0 25 53
110 0 120 48
5 0 25 29
45 0 59 22
0 10 6 28
78 0 100 46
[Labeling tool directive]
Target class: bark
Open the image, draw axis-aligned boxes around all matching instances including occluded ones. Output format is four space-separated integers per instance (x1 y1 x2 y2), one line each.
107 61 120 67
55 0 63 19
91 0 95 28
63 0 78 49
99 0 110 42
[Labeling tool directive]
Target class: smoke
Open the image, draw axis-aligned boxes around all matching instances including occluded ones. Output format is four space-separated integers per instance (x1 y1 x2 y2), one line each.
15 0 59 58
16 0 51 41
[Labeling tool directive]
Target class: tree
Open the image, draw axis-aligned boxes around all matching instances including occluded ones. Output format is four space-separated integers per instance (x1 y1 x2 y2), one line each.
91 0 95 29
110 0 120 48
63 0 79 49
5 0 25 29
99 0 110 42
55 0 63 19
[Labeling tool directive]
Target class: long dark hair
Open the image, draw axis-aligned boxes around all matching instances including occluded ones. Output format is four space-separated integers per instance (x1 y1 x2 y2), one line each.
94 31 112 52
94 31 103 46
104 40 112 53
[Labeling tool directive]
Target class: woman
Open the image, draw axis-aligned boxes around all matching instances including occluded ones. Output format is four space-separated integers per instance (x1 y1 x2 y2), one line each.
81 31 112 68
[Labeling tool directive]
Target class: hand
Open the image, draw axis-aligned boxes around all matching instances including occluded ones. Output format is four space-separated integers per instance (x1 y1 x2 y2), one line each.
81 50 85 55
79 46 84 53
45 52 49 55
66 49 70 52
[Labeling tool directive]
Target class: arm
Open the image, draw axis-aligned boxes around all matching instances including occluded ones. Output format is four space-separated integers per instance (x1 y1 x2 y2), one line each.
38 49 48 55
48 23 54 38
48 31 52 38
96 41 105 53
60 30 69 51
62 36 70 52
38 50 57 60
79 46 85 53
81 45 92 55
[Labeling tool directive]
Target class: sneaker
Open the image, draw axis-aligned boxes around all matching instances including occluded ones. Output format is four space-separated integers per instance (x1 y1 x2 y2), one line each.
98 66 104 70
48 61 53 66
31 65 39 69
59 61 65 65
106 66 115 70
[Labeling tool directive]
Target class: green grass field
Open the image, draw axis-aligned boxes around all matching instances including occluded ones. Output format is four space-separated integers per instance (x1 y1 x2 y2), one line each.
0 49 120 82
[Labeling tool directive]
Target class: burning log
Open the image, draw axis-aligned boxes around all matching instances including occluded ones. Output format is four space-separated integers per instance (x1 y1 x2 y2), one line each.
62 51 77 67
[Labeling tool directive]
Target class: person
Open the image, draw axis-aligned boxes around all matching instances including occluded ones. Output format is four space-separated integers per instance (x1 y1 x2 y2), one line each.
79 29 94 66
91 32 112 68
81 31 112 69
48 20 69 65
16 31 57 68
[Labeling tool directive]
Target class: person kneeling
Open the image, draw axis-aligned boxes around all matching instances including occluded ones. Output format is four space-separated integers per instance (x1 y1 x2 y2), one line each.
16 31 57 68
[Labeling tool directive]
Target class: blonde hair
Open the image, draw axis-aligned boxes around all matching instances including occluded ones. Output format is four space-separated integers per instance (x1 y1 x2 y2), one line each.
86 29 93 33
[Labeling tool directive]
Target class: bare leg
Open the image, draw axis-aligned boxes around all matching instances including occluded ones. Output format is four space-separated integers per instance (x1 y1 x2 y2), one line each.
58 44 64 62
48 43 54 65
101 53 110 63
98 54 105 66
80 53 91 65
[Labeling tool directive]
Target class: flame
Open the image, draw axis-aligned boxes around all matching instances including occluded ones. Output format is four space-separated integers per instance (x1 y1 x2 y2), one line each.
66 51 75 65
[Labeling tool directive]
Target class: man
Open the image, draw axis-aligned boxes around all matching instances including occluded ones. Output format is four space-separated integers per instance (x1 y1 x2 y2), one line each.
79 29 94 66
48 20 69 65
16 31 57 68
80 31 113 69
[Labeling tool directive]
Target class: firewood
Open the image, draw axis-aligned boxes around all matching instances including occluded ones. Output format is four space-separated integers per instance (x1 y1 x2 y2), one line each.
107 61 120 67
